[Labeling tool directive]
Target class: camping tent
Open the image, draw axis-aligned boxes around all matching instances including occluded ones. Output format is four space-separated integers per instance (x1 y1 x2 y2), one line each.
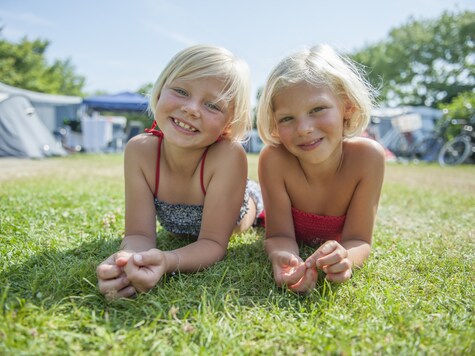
83 92 149 112
0 82 82 133
0 95 66 158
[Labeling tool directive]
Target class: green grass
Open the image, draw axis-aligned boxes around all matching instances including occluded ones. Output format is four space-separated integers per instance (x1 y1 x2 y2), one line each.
0 154 474 355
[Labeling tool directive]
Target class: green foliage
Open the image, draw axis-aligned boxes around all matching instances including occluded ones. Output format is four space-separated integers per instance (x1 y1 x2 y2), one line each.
136 83 153 97
437 91 475 138
439 91 475 121
0 155 474 354
0 35 85 96
352 10 475 107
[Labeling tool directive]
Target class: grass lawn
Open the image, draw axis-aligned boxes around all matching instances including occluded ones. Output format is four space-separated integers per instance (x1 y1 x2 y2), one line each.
0 154 474 355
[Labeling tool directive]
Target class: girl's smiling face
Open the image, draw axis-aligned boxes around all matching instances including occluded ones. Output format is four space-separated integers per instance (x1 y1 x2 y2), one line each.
155 76 233 148
272 81 348 164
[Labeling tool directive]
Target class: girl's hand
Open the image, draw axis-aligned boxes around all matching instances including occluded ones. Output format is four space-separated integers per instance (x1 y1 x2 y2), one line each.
288 267 318 293
96 250 136 299
305 240 353 283
270 251 307 288
124 248 167 293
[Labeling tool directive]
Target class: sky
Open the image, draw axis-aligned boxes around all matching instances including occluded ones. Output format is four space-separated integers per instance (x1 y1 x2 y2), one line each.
1 0 473 100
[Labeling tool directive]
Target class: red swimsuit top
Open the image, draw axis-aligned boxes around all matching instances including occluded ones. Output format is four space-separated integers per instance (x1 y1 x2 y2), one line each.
291 207 345 247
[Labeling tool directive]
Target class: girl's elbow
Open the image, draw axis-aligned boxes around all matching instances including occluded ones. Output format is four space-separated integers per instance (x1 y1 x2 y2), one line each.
215 246 227 262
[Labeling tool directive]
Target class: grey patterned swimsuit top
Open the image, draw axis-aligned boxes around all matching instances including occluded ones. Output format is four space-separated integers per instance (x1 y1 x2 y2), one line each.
149 130 249 237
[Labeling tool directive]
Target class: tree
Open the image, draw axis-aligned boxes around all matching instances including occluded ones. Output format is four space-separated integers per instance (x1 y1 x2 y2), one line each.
137 82 153 97
351 10 475 107
438 91 475 139
0 34 85 96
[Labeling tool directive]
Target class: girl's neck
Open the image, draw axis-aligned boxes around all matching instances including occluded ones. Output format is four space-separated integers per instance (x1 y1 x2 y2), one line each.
161 139 209 176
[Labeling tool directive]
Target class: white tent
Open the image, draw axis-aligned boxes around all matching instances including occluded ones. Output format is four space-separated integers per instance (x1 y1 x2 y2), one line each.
0 94 66 158
0 82 82 133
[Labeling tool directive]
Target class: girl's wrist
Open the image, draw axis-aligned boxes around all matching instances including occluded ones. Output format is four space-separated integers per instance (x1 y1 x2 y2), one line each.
166 250 180 274
120 234 156 252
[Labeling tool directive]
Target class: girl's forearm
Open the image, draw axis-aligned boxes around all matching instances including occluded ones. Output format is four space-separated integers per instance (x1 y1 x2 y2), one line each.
264 236 300 261
167 238 227 273
120 234 156 252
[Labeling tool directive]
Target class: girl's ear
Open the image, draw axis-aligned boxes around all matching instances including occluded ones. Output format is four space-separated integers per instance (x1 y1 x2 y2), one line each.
270 119 280 138
270 127 282 144
343 98 356 118
221 126 231 138
340 98 355 133
221 119 233 138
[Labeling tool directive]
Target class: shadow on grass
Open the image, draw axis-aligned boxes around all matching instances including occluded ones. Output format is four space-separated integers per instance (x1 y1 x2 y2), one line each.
1 229 340 324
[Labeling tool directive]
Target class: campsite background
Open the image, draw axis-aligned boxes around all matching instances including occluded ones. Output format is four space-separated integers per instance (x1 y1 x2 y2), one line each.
1 1 474 159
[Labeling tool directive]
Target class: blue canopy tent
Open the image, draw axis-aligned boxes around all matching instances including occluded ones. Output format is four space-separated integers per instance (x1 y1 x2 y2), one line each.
82 92 149 112
81 92 148 149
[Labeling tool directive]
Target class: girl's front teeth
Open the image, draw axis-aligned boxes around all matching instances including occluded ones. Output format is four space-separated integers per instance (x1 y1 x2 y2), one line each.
174 119 197 132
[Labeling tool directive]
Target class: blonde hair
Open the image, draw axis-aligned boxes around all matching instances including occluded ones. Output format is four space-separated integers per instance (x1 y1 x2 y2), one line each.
257 44 375 146
149 44 252 142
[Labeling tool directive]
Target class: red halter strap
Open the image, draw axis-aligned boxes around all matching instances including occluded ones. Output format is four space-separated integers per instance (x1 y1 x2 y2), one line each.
145 122 208 197
145 122 163 197
200 149 209 195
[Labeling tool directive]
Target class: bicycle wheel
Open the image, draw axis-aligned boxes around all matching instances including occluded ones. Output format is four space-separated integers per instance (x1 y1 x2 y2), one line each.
438 136 472 166
416 137 444 162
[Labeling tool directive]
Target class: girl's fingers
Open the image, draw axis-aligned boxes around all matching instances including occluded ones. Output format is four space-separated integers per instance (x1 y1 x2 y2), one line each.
115 250 134 267
133 249 164 267
275 252 301 268
305 240 339 268
316 246 348 269
98 275 130 296
105 285 136 300
322 259 352 274
96 263 122 280
123 256 140 277
290 268 317 293
124 250 162 280
281 263 307 286
325 269 352 283
115 286 137 299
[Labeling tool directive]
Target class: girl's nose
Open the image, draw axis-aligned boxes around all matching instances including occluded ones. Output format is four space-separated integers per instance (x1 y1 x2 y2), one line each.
181 102 200 118
296 117 314 136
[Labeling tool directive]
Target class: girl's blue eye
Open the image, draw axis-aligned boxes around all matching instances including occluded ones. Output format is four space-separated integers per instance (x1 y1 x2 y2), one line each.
207 102 222 112
173 88 187 96
278 116 292 123
310 107 323 114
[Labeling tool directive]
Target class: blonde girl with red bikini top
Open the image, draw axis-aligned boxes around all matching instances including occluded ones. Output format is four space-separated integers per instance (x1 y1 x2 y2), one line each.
96 45 262 299
256 44 385 293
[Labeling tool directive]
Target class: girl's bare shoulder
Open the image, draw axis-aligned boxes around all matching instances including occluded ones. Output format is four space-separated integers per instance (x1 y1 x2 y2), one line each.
206 139 248 169
260 144 300 176
344 137 386 162
208 139 246 158
124 133 158 161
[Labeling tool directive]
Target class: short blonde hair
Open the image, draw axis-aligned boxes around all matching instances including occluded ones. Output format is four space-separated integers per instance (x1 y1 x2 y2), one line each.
257 44 375 146
149 44 252 142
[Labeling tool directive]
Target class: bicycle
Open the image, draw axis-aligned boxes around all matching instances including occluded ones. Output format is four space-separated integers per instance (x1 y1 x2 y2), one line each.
381 120 448 163
438 117 475 166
